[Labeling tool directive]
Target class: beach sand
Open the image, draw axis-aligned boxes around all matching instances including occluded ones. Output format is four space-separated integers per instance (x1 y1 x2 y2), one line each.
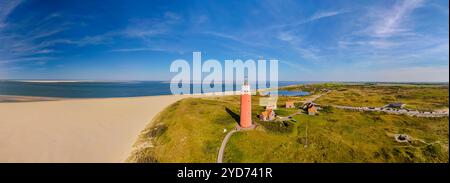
0 95 188 162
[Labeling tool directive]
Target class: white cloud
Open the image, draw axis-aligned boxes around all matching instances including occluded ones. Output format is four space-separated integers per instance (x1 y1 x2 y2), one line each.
270 10 348 30
336 0 448 70
270 10 348 61
0 4 71 65
309 11 345 22
0 0 22 26
370 0 424 37
0 56 54 64
33 49 55 54
280 60 312 73
110 47 172 53
201 31 267 48
124 12 182 38
277 32 294 41
164 11 181 21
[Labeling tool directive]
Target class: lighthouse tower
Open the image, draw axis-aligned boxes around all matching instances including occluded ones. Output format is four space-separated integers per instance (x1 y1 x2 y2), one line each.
240 79 252 128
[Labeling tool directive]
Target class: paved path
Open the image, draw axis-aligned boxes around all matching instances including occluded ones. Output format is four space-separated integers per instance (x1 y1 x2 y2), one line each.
217 129 238 163
277 110 302 121
297 92 329 104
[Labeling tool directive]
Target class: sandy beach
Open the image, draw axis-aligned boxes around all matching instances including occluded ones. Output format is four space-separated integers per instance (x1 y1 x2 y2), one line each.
0 95 188 163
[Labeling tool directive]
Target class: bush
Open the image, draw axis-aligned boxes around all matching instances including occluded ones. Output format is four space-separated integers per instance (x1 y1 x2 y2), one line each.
133 148 159 163
147 123 167 138
321 106 334 113
422 144 441 159
136 154 158 163
259 121 294 133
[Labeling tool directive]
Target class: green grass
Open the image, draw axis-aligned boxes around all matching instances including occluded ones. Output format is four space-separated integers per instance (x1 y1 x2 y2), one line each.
128 83 449 163
128 97 240 162
313 84 449 111
225 107 448 163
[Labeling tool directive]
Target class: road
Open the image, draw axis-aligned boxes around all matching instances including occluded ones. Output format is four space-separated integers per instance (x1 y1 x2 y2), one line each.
277 110 302 121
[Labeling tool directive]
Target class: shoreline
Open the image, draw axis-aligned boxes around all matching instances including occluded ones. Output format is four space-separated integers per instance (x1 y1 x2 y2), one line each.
0 94 177 103
0 90 243 103
0 95 65 103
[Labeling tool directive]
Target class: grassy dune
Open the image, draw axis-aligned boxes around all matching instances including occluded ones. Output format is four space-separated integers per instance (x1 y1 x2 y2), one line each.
225 108 448 163
129 96 250 162
312 84 449 111
129 83 449 163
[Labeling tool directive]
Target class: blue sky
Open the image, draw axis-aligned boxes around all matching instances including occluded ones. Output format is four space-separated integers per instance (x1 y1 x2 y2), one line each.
0 0 448 81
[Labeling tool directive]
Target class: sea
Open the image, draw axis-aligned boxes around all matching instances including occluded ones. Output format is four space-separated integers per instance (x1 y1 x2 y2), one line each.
0 80 315 98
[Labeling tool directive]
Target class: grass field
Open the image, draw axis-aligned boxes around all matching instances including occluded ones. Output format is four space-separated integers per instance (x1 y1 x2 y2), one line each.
129 83 449 163
225 108 448 163
310 84 449 111
128 95 266 163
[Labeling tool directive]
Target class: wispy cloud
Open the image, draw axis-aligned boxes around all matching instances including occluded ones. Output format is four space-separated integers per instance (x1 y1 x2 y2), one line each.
277 31 295 41
269 10 348 61
110 47 156 52
0 2 69 65
110 47 175 53
369 0 424 37
124 12 181 38
338 0 437 56
1 0 447 81
202 31 239 41
280 60 312 73
74 32 117 46
270 10 348 30
275 31 321 61
200 10 346 62
0 56 55 64
1 5 184 66
163 11 181 21
0 0 22 28
309 10 346 22
201 31 268 48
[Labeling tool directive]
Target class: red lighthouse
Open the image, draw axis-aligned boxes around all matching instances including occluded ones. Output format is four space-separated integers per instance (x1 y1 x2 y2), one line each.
240 80 252 128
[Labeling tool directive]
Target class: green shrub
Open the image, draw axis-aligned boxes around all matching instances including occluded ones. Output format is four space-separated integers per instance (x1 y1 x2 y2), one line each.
422 144 441 159
321 106 334 113
134 148 158 163
146 123 167 138
259 121 295 133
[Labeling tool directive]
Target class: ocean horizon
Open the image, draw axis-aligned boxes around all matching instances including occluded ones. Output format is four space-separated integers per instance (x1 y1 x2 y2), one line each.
0 80 318 98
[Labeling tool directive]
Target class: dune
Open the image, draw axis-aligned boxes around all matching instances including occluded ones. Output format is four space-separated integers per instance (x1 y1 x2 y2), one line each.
0 95 188 163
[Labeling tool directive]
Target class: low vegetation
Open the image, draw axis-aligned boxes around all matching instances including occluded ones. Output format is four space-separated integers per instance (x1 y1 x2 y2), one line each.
225 107 448 163
312 84 449 111
129 83 449 163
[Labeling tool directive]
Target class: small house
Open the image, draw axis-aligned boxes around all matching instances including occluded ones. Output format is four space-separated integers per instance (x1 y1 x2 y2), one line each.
259 109 276 121
307 105 317 115
303 102 318 115
285 101 295 108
